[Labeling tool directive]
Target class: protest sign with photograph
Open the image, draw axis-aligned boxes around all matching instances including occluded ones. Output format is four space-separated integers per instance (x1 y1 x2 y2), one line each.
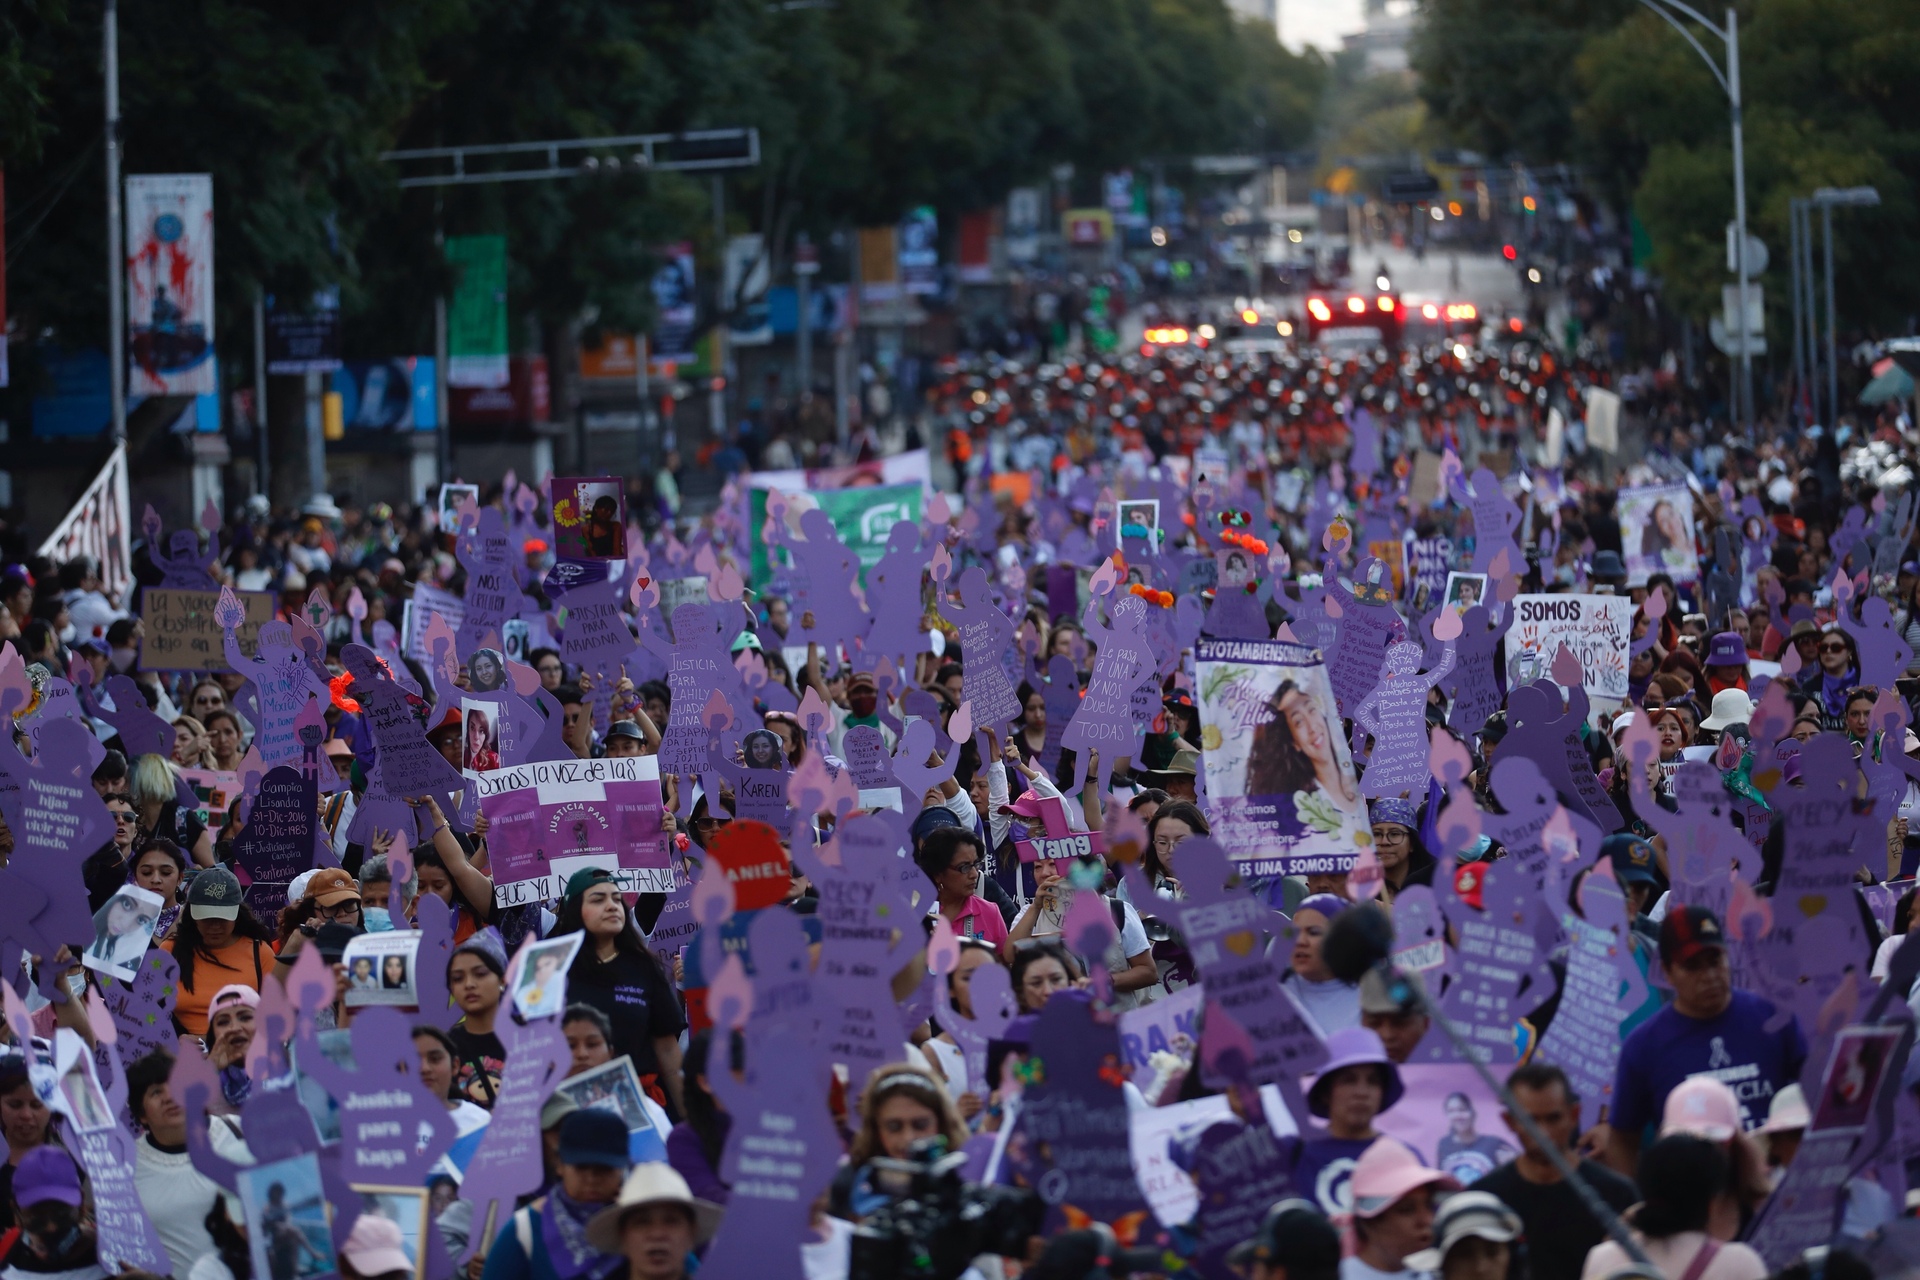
238 1152 336 1280
436 484 478 529
554 1055 668 1162
349 1187 430 1280
460 700 499 775
1195 638 1368 875
80 883 164 983
549 477 627 560
1618 483 1698 585
1443 571 1488 616
56 1049 116 1132
1508 593 1635 701
343 932 422 1007
476 755 671 905
511 933 583 1021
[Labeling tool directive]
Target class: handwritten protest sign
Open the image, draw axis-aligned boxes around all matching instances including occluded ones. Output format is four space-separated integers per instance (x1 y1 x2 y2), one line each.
1508 594 1633 701
139 589 273 671
477 755 670 905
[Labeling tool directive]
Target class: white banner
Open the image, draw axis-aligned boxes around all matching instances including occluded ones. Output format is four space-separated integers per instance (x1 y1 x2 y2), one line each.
125 174 216 395
1508 593 1635 701
39 443 132 602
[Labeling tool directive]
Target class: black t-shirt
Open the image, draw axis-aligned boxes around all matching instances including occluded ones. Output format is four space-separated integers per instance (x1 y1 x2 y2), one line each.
568 944 687 1110
1475 1158 1638 1280
447 1021 506 1110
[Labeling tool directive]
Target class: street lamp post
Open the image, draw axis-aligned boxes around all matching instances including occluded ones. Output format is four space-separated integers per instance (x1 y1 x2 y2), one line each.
1811 186 1880 429
1633 1 1750 430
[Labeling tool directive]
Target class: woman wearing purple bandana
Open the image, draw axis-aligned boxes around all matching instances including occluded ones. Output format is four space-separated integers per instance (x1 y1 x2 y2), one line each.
1368 798 1435 906
482 1109 632 1280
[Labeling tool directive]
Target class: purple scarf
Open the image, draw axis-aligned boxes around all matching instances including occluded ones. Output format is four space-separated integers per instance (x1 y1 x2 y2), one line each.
540 1187 622 1280
1820 665 1858 721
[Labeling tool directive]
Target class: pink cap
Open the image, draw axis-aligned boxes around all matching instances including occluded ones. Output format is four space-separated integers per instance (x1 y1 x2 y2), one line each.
1350 1137 1459 1218
998 789 1048 820
1661 1075 1740 1142
340 1212 413 1277
209 984 261 1015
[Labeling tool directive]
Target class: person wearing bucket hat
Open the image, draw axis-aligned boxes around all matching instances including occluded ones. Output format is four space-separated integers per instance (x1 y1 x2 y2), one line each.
1293 1027 1405 1217
1347 1137 1459 1280
1698 688 1753 737
1225 1199 1340 1280
584 1164 723 1280
1400 1191 1521 1280
483 1110 633 1280
1589 549 1627 588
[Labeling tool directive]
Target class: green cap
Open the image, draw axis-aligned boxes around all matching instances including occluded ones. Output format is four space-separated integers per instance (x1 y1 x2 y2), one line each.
563 867 617 902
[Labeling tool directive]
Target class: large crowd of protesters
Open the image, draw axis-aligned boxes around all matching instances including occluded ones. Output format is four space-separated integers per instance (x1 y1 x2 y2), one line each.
0 326 1913 1280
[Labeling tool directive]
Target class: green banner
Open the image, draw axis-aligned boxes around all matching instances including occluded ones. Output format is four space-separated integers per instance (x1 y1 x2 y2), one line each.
748 482 923 586
446 234 508 388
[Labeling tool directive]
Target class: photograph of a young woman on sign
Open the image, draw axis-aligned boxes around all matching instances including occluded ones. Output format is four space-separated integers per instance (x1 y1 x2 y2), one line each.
81 883 165 982
462 702 500 774
1443 572 1487 616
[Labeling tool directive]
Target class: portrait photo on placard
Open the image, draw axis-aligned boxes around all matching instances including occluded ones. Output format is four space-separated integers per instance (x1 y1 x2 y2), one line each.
342 932 422 1007
551 478 627 561
1116 499 1160 554
436 484 478 531
512 933 585 1022
350 1186 430 1280
80 883 165 983
466 646 507 694
239 1152 335 1280
555 1054 655 1137
57 1054 114 1133
1443 572 1488 616
461 699 501 775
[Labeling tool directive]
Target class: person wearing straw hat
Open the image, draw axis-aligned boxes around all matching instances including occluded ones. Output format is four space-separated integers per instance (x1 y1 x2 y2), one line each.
1401 1191 1522 1280
584 1165 722 1280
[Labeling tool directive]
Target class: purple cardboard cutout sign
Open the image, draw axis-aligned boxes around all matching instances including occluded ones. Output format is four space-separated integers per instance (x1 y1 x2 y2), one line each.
863 522 932 672
0 717 108 998
1322 557 1404 720
1533 862 1648 1131
95 948 180 1069
222 608 336 784
1004 990 1157 1235
455 507 527 653
1442 605 1513 737
232 766 322 901
637 601 749 801
945 568 1022 730
784 507 869 659
340 644 464 808
143 505 222 591
1476 755 1604 955
1500 671 1622 832
842 725 897 791
1834 572 1915 690
1124 838 1328 1086
296 1003 457 1185
1062 589 1157 796
1355 613 1459 797
96 674 174 758
60 1026 171 1272
1420 857 1558 1063
452 991 572 1263
1185 1110 1298 1280
791 812 916 1094
1449 468 1524 576
700 911 841 1280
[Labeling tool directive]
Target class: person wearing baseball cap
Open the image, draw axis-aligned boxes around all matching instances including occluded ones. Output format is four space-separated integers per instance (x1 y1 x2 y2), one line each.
1225 1199 1339 1280
163 864 274 1038
1400 1191 1521 1280
7 1146 101 1278
1606 905 1806 1177
484 1109 633 1280
339 1211 415 1280
1347 1137 1458 1280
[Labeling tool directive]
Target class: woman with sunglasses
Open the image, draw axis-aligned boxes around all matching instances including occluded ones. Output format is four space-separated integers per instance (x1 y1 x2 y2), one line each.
1800 629 1860 730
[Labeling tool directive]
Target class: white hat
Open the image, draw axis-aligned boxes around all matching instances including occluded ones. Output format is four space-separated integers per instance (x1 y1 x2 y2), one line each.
585 1163 723 1252
1761 1083 1811 1134
1404 1190 1522 1273
1700 688 1755 732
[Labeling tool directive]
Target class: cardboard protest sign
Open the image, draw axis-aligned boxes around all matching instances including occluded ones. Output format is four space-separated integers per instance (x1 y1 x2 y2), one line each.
945 567 1022 729
1370 1063 1519 1185
1118 983 1202 1089
548 476 627 560
55 1026 170 1273
1533 864 1648 1132
232 766 321 897
1061 584 1158 795
476 755 670 905
1618 483 1698 585
402 583 465 664
80 883 164 982
454 507 527 654
1195 638 1367 876
1187 1113 1298 1280
1507 594 1633 700
140 588 274 671
342 933 422 1007
1356 614 1459 798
